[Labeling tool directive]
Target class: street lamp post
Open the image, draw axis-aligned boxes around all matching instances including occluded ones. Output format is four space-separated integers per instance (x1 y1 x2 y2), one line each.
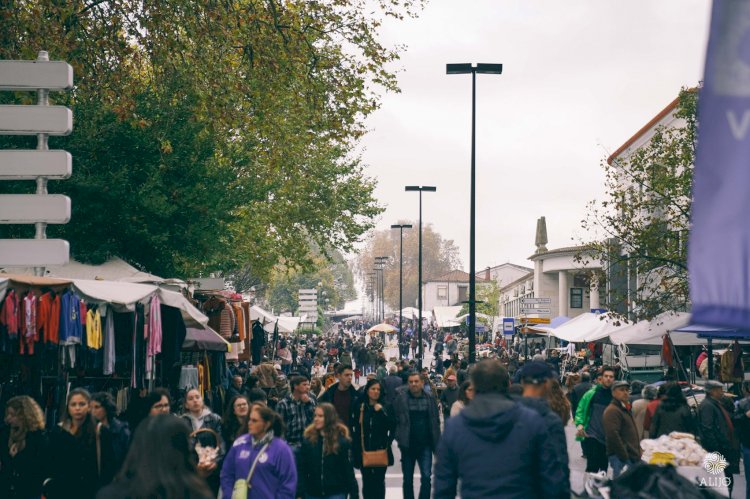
391 224 413 360
405 186 436 369
446 62 502 364
375 256 389 323
366 272 376 322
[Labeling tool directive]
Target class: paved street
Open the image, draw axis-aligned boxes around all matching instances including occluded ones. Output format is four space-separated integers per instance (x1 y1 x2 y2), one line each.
355 340 747 498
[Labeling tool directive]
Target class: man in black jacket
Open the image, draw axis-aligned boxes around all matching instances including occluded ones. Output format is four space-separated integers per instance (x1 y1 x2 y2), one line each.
393 371 441 499
319 364 360 430
569 372 592 416
700 380 739 495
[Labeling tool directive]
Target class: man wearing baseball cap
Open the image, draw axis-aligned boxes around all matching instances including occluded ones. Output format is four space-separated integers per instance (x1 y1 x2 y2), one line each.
699 380 739 495
517 361 570 496
602 380 641 478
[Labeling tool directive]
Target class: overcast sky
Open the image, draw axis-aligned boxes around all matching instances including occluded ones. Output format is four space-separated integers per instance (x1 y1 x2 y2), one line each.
355 0 711 273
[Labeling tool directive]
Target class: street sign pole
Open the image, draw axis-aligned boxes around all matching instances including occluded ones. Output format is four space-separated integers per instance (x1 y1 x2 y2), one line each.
0 51 73 273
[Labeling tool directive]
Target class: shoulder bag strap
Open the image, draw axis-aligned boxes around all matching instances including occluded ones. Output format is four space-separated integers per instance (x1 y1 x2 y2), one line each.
96 422 102 476
245 442 271 487
360 404 365 451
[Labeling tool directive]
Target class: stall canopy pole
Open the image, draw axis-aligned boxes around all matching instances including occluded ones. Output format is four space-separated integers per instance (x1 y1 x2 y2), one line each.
707 337 714 380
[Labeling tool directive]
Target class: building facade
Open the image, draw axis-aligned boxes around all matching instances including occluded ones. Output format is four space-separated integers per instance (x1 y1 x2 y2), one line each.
422 270 488 312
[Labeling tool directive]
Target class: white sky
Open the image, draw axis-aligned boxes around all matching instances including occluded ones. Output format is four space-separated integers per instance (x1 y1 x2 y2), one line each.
356 0 711 271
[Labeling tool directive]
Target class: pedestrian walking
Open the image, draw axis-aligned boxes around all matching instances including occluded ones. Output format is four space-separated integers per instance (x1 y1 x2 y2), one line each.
699 380 740 496
733 380 750 499
277 375 317 450
0 396 48 499
602 380 641 478
219 403 297 499
517 362 570 496
319 364 359 429
450 381 474 417
393 371 441 499
433 359 568 499
574 366 615 477
46 388 117 499
91 392 131 475
96 414 213 499
632 384 657 439
181 388 224 494
439 374 459 421
383 368 403 408
352 379 395 499
649 382 696 438
222 395 251 445
568 372 591 418
297 403 359 499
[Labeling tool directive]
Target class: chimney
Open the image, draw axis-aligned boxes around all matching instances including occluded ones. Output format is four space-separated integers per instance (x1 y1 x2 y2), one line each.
485 267 490 281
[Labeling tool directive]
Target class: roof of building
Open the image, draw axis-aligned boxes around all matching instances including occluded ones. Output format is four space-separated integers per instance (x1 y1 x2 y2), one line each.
606 95 681 165
427 269 488 283
528 244 594 261
478 262 533 275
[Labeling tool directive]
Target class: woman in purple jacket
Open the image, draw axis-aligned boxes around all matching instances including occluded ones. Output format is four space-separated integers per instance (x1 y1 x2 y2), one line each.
220 403 297 499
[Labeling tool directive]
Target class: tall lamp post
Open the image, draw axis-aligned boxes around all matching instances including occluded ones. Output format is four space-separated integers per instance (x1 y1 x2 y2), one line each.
446 62 502 364
375 256 389 323
391 224 412 359
366 272 376 322
405 186 436 369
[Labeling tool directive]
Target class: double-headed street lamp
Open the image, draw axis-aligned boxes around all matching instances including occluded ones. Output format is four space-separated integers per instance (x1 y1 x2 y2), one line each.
374 256 388 323
405 186 436 369
366 272 377 322
446 62 502 364
391 224 413 359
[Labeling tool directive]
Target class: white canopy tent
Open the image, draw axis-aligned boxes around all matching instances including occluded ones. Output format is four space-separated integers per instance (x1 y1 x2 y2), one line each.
456 313 503 333
608 312 705 346
2 257 166 284
548 312 630 342
248 305 302 334
433 306 463 328
398 307 429 320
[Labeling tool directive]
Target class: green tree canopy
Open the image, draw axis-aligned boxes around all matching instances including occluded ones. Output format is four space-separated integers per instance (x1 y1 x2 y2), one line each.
0 0 423 278
580 88 696 320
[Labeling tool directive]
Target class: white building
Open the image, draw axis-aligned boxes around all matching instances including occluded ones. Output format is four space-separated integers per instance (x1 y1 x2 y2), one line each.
476 262 532 289
422 270 489 312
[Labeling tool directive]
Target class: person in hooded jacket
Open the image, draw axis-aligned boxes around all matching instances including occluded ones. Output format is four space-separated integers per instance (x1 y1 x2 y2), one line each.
433 359 568 499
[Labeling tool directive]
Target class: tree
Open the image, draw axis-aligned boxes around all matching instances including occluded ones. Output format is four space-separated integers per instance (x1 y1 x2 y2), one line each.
356 222 462 310
262 249 356 314
579 88 696 320
458 281 500 332
0 0 423 278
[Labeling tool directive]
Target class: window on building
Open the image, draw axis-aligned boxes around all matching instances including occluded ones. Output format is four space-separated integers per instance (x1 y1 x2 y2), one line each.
437 285 447 299
458 285 468 303
570 287 583 309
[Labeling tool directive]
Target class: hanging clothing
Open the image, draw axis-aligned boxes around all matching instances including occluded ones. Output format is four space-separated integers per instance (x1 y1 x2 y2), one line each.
0 290 19 338
86 308 103 350
20 293 38 355
38 291 61 344
103 309 116 375
60 290 83 344
147 295 162 357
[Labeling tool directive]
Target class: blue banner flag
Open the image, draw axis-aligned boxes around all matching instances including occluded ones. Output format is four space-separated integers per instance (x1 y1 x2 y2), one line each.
689 0 750 329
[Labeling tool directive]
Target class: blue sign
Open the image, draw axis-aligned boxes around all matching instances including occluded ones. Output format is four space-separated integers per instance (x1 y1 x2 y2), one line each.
591 308 608 314
503 318 515 336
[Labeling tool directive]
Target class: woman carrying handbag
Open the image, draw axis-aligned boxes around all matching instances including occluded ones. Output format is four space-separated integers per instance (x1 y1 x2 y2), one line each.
351 379 395 499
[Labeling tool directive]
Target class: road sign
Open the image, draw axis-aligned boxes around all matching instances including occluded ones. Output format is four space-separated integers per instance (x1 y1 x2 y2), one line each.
0 60 73 91
520 308 551 315
0 150 72 179
0 195 71 224
521 297 551 305
0 106 73 135
0 239 69 266
502 317 515 335
525 317 551 324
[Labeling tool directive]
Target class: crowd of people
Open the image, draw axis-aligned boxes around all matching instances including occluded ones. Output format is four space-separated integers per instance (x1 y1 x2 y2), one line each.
5 319 750 499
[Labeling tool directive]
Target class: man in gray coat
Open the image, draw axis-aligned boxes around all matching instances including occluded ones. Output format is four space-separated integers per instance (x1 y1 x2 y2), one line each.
393 371 441 499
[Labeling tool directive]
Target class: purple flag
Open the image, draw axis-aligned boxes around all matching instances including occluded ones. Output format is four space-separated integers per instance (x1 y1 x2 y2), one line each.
689 0 750 329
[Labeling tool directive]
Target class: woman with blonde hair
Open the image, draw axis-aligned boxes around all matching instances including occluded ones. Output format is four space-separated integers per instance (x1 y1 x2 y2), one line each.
297 402 358 499
0 396 48 499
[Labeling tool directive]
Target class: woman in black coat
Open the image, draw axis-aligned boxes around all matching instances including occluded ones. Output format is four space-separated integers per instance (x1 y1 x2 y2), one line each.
351 379 395 499
46 388 117 499
298 402 359 499
650 382 697 438
0 396 48 499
